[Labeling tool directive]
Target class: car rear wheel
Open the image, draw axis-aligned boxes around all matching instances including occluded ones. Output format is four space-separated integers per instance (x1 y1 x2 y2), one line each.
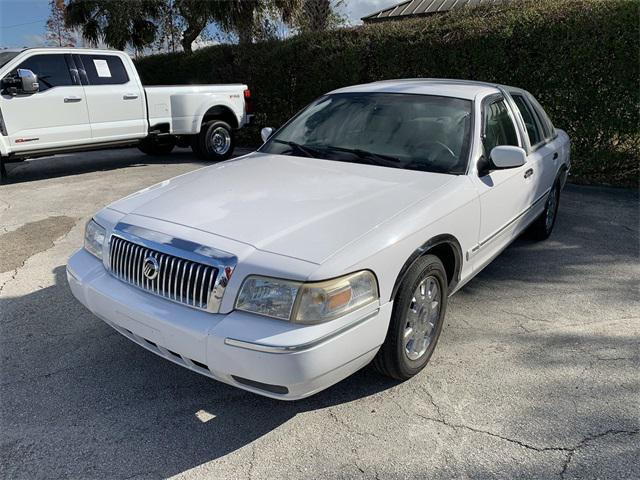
528 180 561 240
373 255 448 380
192 120 235 161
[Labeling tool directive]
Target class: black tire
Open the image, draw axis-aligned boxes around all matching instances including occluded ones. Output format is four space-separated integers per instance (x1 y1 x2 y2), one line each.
192 120 235 161
0 157 7 182
138 137 175 156
528 180 561 241
373 254 448 380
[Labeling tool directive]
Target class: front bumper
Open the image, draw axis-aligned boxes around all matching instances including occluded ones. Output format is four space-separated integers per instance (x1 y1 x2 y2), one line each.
67 249 392 400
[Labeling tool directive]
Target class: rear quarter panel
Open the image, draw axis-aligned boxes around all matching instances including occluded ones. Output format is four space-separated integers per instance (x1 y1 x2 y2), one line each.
144 85 247 134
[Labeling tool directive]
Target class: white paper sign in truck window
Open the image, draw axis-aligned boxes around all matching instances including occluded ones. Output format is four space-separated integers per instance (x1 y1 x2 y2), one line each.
93 59 112 78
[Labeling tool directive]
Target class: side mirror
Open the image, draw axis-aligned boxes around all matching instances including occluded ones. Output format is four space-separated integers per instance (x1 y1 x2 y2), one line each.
260 127 274 143
490 146 526 169
17 69 39 94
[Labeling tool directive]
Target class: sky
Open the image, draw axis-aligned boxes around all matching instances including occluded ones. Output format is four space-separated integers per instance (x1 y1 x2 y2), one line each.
0 0 400 49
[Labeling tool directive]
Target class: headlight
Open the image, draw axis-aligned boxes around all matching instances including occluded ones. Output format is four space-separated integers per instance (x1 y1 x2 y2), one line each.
84 219 105 260
235 271 378 324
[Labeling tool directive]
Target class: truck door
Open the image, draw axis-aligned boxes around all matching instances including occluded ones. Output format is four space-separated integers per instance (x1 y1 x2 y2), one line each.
74 53 146 142
0 53 91 153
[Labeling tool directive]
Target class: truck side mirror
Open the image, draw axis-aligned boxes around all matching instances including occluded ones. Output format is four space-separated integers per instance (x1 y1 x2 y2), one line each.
17 69 39 94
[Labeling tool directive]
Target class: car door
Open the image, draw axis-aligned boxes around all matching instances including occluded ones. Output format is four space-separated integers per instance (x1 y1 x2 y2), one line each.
469 94 536 271
74 53 146 142
0 53 91 153
510 92 562 200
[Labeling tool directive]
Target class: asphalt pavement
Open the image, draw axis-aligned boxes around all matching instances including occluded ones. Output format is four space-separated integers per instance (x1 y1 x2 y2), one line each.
1 149 638 479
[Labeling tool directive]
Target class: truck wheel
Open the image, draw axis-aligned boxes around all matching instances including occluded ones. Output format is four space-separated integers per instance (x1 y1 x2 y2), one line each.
193 120 235 161
373 255 447 380
138 137 175 156
0 157 7 182
175 136 191 149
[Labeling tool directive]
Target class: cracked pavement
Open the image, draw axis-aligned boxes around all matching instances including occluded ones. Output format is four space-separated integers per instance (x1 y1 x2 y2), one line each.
1 149 639 479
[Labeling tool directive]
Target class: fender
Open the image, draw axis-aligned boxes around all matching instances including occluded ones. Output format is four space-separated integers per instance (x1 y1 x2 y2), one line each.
194 99 242 132
390 234 463 301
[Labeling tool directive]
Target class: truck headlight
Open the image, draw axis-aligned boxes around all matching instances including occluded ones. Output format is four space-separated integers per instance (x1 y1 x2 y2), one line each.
84 219 105 260
235 271 378 324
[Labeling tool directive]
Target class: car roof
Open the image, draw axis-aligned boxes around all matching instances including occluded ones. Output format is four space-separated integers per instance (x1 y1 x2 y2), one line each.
330 79 505 100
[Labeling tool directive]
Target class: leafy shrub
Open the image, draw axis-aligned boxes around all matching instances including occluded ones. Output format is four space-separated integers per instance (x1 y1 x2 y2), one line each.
137 0 640 186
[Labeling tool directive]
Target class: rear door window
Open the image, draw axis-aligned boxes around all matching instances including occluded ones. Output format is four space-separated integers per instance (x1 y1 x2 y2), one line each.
512 94 543 147
14 54 73 92
528 95 555 141
79 54 129 85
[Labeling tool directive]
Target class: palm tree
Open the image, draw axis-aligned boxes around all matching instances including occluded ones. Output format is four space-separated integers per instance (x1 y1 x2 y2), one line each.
65 0 161 51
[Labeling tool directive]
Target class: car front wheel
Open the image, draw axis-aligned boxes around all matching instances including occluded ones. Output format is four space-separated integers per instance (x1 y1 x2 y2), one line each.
373 254 448 380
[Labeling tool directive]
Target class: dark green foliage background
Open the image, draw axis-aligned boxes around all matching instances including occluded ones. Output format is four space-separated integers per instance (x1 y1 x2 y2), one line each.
137 0 639 186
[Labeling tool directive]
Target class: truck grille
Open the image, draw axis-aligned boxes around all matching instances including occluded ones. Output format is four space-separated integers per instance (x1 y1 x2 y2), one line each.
108 236 218 311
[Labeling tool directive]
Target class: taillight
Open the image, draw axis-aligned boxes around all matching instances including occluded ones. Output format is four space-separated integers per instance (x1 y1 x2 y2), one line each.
243 88 252 115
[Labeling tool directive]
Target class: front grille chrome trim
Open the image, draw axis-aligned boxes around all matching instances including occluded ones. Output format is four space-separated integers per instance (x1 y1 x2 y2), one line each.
107 223 237 313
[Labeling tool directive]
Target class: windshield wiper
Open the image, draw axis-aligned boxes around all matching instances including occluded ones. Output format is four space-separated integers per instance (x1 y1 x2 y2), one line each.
272 139 321 158
315 145 402 167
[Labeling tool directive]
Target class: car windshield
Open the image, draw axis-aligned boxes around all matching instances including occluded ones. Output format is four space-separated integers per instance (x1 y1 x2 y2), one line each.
0 51 20 69
260 92 473 174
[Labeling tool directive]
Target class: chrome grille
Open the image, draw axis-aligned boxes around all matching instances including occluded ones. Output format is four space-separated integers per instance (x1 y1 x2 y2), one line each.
109 236 218 311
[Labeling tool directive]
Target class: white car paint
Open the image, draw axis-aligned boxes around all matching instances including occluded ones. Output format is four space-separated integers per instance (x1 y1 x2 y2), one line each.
0 48 250 157
67 79 570 399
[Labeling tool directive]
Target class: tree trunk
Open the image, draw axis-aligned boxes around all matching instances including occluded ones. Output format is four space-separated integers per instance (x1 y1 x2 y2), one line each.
237 24 253 44
181 19 205 53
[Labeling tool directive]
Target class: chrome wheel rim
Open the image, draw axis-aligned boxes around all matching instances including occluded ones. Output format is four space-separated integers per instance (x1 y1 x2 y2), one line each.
404 276 441 361
546 188 558 230
209 127 231 155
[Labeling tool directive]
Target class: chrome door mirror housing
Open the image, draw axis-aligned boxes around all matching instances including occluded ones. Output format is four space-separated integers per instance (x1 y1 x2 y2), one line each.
17 69 39 94
490 145 527 169
260 127 274 143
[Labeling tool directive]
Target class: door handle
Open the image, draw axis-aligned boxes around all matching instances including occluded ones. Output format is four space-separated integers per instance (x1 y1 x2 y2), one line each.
553 152 559 160
123 93 139 100
524 168 534 179
63 96 82 103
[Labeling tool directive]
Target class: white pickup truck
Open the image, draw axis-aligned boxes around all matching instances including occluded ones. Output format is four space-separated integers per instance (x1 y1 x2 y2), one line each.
0 48 252 179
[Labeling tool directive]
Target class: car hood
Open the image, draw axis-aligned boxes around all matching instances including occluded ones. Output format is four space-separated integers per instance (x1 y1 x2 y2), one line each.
108 153 453 264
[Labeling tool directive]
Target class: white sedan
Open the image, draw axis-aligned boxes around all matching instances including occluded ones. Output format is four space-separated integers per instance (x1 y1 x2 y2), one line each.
67 79 570 399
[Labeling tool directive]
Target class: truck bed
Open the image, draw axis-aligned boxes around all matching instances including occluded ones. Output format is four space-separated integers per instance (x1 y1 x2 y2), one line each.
144 84 249 135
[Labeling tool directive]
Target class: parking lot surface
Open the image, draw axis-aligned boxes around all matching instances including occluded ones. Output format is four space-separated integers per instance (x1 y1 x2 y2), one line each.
1 149 638 479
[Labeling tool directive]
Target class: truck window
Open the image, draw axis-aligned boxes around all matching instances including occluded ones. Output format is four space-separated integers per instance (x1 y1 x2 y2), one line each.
13 54 73 92
80 54 129 85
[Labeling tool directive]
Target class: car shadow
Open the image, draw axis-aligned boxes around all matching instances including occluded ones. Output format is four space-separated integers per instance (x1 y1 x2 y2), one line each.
458 184 639 305
0 265 400 478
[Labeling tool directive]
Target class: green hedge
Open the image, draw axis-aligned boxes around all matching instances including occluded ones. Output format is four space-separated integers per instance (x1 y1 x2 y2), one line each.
137 0 640 186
